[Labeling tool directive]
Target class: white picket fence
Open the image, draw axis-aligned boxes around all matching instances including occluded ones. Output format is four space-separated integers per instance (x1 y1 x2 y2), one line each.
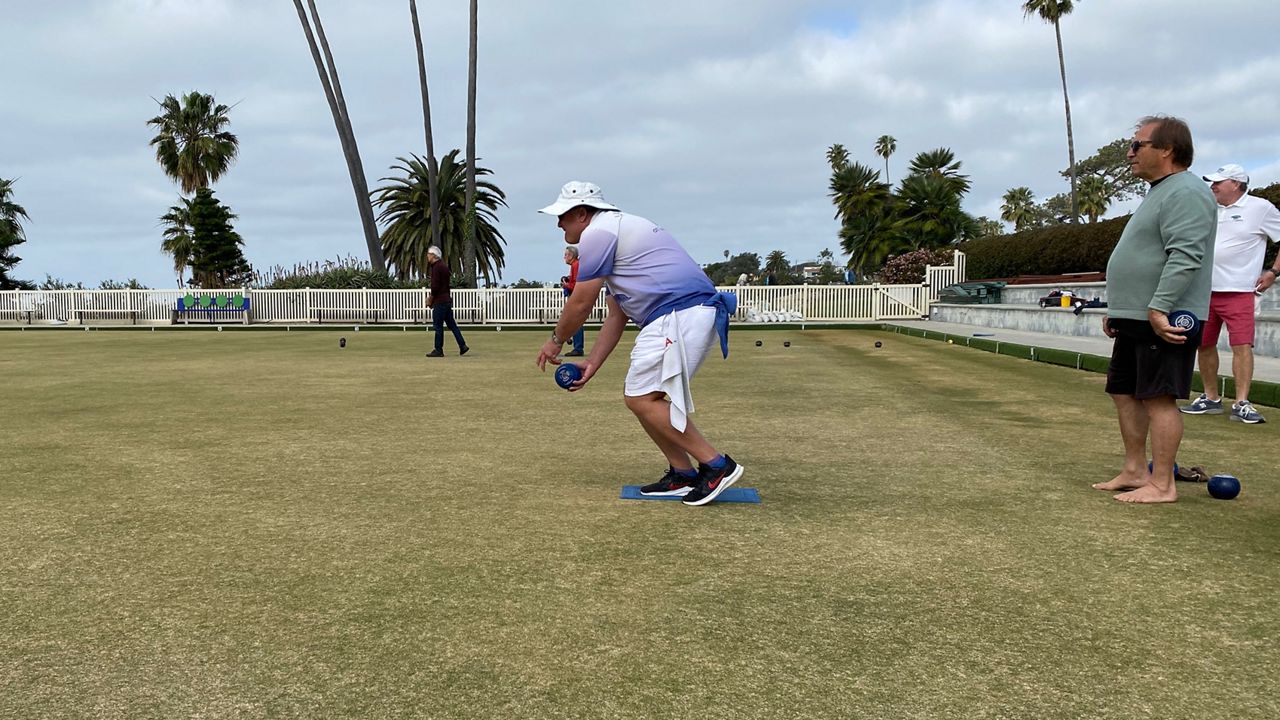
1 254 965 326
924 250 966 302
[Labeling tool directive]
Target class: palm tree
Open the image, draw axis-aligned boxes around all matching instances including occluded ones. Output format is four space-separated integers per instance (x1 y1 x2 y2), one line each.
829 162 890 225
906 148 971 196
292 0 387 272
840 212 903 278
462 0 479 287
826 143 850 172
874 135 897 183
1001 186 1037 231
159 197 195 286
0 178 27 243
1077 175 1110 223
146 91 238 194
896 173 978 249
0 177 32 289
408 0 442 252
1023 0 1079 223
764 250 791 284
372 149 508 285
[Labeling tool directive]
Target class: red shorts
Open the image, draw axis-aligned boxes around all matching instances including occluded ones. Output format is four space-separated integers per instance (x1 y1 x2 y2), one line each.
1200 292 1255 348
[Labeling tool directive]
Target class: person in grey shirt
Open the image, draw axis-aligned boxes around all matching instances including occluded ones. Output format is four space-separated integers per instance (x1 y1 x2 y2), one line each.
1092 115 1216 504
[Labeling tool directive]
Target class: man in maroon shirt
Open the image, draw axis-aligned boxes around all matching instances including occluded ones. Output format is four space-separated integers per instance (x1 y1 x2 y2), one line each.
561 246 585 356
425 246 469 357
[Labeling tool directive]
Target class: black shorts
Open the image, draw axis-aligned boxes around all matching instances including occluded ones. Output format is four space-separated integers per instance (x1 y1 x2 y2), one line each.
1105 318 1199 400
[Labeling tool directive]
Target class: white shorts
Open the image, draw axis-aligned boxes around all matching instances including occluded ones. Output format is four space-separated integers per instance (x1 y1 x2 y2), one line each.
625 305 717 431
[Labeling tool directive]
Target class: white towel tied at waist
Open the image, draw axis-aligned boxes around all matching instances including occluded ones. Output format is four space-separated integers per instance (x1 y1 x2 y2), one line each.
660 309 696 432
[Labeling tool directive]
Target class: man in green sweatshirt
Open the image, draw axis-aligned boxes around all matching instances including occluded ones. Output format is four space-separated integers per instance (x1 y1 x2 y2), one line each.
1092 115 1216 504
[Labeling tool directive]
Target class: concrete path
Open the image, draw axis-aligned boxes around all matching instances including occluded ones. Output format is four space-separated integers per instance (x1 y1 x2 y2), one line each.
892 319 1280 385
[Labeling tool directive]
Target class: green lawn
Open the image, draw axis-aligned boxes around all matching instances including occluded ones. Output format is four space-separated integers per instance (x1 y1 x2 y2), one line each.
2 328 1277 719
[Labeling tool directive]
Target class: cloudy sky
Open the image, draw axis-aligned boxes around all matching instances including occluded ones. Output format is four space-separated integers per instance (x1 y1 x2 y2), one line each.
5 0 1280 288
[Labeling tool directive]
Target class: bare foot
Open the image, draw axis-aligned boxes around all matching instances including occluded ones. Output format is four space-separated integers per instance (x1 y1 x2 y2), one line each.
1114 484 1177 504
1092 471 1148 492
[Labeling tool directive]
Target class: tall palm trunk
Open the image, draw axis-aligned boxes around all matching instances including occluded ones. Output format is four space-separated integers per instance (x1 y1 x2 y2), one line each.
409 0 442 257
1054 20 1079 224
293 0 386 272
463 0 478 288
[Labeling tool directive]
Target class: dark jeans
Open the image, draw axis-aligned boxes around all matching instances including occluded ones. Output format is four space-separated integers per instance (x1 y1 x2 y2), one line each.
563 288 584 353
433 301 467 352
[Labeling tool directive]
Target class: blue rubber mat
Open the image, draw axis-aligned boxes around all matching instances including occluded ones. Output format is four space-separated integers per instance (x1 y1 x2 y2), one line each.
619 485 761 503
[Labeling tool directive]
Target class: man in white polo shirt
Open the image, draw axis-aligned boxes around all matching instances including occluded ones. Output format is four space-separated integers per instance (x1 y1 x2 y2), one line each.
1180 164 1280 424
533 181 743 506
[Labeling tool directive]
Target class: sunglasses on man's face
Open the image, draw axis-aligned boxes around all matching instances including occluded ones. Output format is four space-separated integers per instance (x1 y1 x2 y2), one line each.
1130 140 1156 153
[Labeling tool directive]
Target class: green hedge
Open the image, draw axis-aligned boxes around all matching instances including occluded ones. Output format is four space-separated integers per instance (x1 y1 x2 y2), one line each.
962 181 1280 280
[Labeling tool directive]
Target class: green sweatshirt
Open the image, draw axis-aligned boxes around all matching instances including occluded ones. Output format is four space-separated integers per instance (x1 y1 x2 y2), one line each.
1105 170 1216 321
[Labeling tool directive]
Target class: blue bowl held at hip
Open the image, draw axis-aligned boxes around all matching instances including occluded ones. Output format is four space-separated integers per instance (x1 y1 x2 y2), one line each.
1167 310 1200 336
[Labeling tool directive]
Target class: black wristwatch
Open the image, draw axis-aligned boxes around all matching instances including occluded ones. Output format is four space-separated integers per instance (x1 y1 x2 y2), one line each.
551 331 565 345
1267 267 1279 276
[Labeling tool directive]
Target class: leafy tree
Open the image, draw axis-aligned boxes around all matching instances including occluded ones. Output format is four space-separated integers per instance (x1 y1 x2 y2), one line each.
879 248 955 284
509 278 545 289
973 216 1005 238
189 188 250 288
292 0 386 272
1001 186 1038 231
1039 192 1073 224
874 135 897 183
702 252 760 285
816 248 844 284
1069 138 1146 204
98 279 150 290
0 177 33 289
159 197 195 286
372 149 507 286
252 255 419 290
39 275 85 290
1023 0 1080 223
147 91 238 194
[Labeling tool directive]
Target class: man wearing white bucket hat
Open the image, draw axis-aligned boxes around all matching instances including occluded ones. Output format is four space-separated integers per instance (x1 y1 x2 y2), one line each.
534 181 742 506
1179 164 1280 424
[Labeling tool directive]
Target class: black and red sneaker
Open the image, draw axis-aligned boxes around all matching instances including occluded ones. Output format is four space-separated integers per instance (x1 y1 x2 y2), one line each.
639 467 697 497
682 456 743 506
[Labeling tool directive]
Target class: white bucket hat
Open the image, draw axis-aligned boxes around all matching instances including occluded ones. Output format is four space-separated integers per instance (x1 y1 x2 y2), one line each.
1203 164 1249 184
537 181 619 216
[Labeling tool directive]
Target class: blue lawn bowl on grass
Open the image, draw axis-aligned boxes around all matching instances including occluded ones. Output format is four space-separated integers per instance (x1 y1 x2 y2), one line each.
555 363 582 390
1208 474 1241 500
1167 310 1200 336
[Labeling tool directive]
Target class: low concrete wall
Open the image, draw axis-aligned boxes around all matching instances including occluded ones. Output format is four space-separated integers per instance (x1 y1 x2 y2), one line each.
997 281 1280 312
931 302 1280 357
999 282 1106 306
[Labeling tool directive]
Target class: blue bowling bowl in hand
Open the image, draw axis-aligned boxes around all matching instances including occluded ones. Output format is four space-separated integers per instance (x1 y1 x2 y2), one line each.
555 363 583 390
